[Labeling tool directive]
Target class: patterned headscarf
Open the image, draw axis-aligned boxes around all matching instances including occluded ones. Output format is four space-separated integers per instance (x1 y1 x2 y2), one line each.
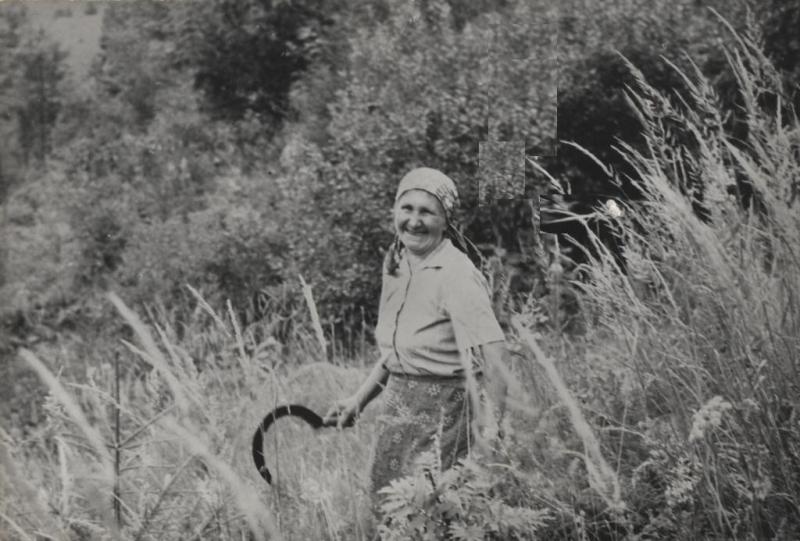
394 167 460 224
385 167 460 274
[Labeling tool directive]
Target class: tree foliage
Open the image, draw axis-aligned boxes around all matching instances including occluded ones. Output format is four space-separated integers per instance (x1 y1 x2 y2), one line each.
2 0 792 352
172 0 333 124
0 4 67 192
14 30 67 164
279 0 556 324
0 2 27 200
553 0 748 196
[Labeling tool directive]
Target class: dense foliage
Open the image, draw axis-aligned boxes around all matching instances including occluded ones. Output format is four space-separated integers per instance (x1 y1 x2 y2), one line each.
176 0 333 124
278 0 557 323
3 0 781 336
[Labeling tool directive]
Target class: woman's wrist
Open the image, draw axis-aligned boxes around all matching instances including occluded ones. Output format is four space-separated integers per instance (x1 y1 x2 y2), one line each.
357 366 390 409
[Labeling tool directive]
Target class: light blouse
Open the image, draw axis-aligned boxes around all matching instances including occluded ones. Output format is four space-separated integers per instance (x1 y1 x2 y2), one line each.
375 238 505 377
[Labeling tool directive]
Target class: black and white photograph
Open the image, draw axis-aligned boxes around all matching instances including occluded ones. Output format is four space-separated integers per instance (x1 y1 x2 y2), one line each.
1 0 798 539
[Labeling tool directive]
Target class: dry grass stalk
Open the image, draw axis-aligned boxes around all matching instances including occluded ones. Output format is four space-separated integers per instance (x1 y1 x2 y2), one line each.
18 349 115 487
160 417 280 541
108 292 192 414
186 284 231 335
0 509 35 541
511 318 623 511
227 298 252 376
298 275 328 358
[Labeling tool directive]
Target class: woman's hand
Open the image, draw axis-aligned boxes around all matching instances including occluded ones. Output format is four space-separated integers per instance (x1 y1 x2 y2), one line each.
322 356 389 428
322 395 361 428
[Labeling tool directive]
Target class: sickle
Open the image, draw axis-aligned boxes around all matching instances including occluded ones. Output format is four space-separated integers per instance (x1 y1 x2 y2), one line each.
252 404 354 485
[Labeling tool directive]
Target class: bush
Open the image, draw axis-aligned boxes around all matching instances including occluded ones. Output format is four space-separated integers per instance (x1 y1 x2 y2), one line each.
117 202 288 310
379 457 551 540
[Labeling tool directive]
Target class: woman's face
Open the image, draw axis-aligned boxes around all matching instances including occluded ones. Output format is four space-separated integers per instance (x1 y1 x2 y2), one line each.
394 189 447 258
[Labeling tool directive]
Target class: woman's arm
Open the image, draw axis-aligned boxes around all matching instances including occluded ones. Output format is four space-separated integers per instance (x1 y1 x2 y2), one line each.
323 354 390 427
354 355 391 409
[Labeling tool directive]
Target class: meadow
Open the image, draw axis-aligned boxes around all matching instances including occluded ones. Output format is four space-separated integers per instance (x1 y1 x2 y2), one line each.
2 4 799 541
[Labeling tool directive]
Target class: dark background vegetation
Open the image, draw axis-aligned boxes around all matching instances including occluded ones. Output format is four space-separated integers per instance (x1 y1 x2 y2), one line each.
2 0 798 401
2 0 798 393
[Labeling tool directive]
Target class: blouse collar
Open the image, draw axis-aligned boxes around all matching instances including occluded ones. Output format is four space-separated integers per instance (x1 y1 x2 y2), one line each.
406 238 458 271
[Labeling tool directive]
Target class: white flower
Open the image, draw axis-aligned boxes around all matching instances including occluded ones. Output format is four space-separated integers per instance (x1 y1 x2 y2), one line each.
605 199 623 218
665 459 698 507
689 395 732 442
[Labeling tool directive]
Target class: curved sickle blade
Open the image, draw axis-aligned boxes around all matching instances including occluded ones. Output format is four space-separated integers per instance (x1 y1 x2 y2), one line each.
252 404 353 485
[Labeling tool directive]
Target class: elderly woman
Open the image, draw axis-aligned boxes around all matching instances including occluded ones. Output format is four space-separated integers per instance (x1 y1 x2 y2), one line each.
324 167 508 518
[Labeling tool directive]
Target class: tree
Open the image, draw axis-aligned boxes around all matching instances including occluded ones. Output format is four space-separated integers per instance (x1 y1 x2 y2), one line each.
0 2 28 199
13 29 67 165
553 0 747 197
173 0 334 125
90 0 174 129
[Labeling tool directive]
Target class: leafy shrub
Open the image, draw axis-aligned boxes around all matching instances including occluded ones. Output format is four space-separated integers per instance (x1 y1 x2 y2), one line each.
378 457 551 540
117 202 288 310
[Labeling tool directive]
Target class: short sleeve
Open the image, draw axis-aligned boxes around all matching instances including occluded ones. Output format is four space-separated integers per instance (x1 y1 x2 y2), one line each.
442 266 505 351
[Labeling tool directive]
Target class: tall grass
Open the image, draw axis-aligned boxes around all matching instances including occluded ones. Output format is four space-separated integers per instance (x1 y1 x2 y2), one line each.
4 289 375 540
553 21 800 538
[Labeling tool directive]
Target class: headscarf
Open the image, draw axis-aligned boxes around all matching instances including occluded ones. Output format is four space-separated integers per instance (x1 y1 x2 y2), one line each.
385 167 460 274
395 167 460 224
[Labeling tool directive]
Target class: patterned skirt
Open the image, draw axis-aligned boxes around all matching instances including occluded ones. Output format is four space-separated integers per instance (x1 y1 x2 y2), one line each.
369 372 477 512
